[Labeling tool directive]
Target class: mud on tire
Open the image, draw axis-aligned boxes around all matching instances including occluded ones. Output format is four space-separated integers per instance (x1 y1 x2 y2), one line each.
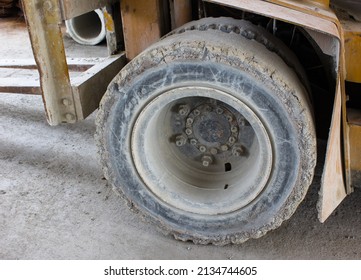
96 18 316 245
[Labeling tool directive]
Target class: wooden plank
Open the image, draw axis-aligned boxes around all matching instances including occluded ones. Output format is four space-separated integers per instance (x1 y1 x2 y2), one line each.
0 59 37 70
23 0 77 125
0 77 41 94
205 0 339 37
71 53 127 120
0 58 104 71
121 0 165 60
59 0 119 20
170 0 192 29
318 81 347 222
102 4 124 55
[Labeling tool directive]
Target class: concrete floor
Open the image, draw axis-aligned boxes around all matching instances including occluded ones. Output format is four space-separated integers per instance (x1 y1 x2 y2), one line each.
1 16 361 260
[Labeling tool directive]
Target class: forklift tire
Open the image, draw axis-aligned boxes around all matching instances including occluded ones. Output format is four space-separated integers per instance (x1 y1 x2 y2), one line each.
96 21 316 245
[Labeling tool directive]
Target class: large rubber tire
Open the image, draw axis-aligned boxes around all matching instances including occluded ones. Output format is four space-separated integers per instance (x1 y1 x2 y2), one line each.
96 19 316 245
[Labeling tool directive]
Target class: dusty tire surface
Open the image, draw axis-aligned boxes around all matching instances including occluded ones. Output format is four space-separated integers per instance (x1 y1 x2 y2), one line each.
96 19 316 245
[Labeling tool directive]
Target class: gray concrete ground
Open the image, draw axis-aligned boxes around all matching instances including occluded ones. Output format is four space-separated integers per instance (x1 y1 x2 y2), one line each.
1 16 361 260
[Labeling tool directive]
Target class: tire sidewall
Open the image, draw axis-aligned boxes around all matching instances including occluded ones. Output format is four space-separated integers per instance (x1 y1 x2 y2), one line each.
101 30 315 242
107 64 300 237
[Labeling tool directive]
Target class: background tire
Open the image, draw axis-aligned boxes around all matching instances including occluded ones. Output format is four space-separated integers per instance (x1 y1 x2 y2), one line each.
96 19 316 245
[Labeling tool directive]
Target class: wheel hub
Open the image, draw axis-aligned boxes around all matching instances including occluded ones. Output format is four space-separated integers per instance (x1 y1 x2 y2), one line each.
175 101 246 166
131 87 273 215
184 103 240 155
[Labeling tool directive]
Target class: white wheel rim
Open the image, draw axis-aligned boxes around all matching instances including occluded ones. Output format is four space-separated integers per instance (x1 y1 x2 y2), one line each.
131 86 273 215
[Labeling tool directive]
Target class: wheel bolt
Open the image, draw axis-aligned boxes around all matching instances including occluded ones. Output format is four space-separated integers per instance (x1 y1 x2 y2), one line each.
186 118 194 125
194 109 200 116
239 117 248 126
185 128 193 135
221 145 229 152
178 105 190 116
175 135 187 147
231 126 238 133
229 136 236 144
190 139 198 146
204 105 212 112
199 146 207 153
210 148 218 155
226 115 233 122
232 145 244 157
216 108 223 115
202 155 213 167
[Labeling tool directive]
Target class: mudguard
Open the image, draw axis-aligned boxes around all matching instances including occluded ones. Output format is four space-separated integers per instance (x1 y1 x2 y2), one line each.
204 0 349 221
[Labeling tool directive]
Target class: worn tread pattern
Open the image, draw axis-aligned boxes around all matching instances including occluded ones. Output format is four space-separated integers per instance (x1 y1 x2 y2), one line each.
166 17 311 96
95 18 316 245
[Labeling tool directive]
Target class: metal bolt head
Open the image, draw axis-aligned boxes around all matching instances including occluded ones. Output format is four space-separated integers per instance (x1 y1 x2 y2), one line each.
199 145 207 153
204 105 212 112
178 105 190 116
221 145 229 152
239 117 249 126
194 109 200 116
226 115 233 122
62 98 71 106
175 135 187 147
186 118 194 125
216 108 224 115
202 155 213 167
44 1 53 11
231 126 238 133
65 113 75 122
185 128 193 136
210 148 218 155
228 136 236 144
232 145 244 157
190 139 198 146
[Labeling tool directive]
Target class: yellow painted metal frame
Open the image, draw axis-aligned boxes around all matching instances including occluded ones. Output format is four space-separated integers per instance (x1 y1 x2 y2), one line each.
342 21 361 83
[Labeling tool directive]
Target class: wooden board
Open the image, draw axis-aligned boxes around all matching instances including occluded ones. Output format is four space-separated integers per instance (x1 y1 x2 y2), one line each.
121 0 166 60
318 81 347 222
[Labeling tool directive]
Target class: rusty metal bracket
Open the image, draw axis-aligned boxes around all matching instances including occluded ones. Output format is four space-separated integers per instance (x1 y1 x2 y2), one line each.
18 0 123 126
23 0 76 125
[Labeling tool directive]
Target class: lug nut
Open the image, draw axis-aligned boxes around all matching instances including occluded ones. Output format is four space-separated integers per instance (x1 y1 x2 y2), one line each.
175 135 187 147
185 128 193 135
232 145 244 157
186 118 194 125
204 105 212 112
178 104 190 116
202 155 213 167
226 115 233 122
194 109 200 116
239 117 249 126
216 108 224 115
228 136 236 144
199 146 207 153
231 126 238 133
190 139 198 146
221 145 229 152
210 148 218 155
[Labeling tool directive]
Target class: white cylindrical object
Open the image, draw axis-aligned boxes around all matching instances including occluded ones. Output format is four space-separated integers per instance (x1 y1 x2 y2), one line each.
65 9 106 46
